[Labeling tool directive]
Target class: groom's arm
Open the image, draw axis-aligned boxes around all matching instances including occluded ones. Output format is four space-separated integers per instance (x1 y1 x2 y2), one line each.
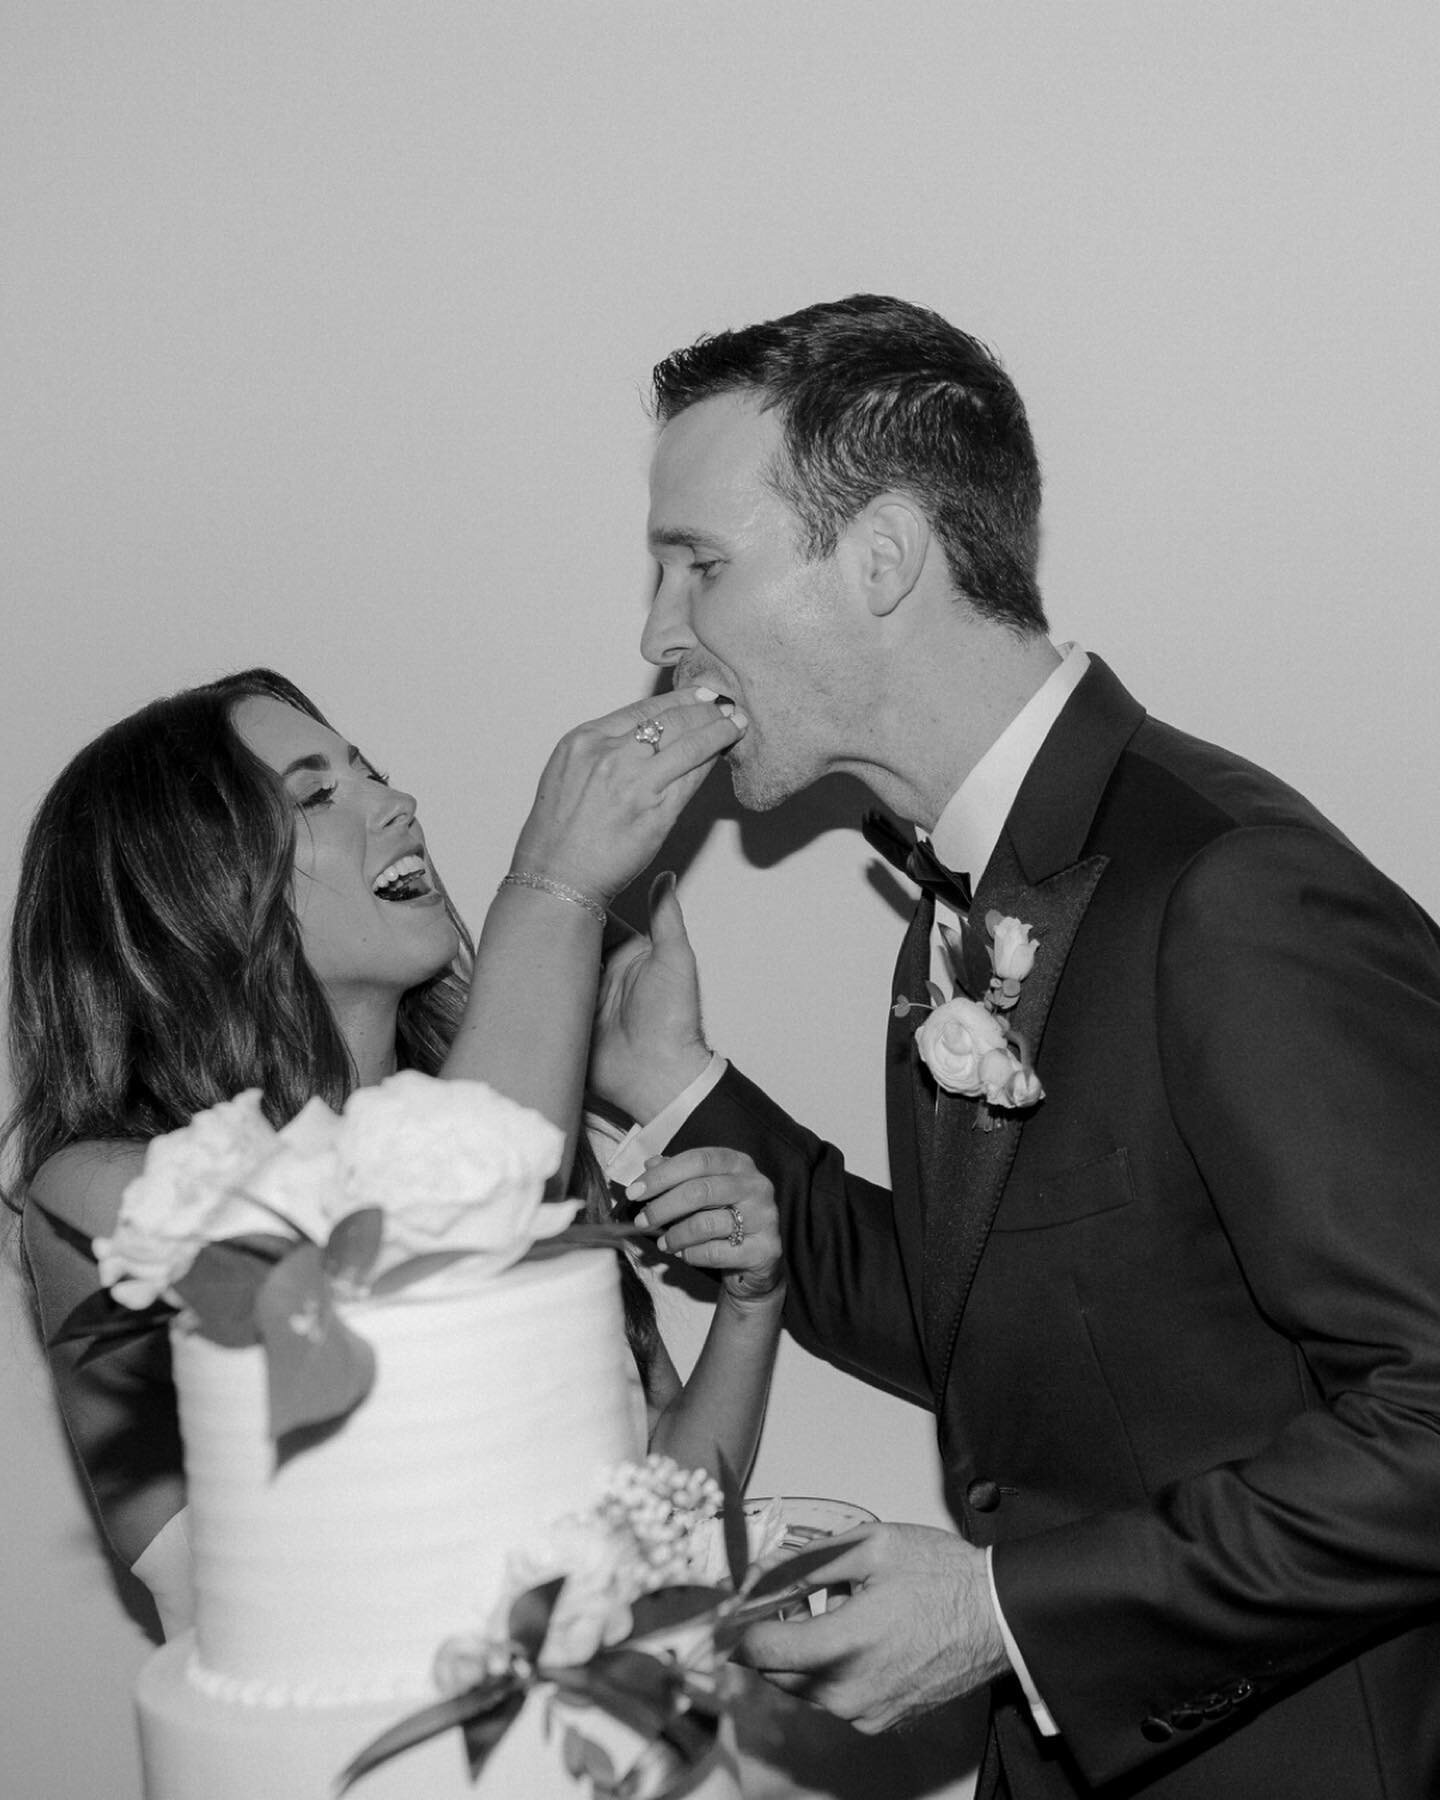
669 1064 934 1409
993 823 1440 1786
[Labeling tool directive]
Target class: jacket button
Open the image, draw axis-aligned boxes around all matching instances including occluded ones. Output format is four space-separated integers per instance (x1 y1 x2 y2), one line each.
966 1479 1002 1512
1169 1706 1203 1731
1140 1715 1175 1743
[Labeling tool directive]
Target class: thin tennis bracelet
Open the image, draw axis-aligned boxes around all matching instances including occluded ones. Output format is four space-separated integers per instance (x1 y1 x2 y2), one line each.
498 870 608 926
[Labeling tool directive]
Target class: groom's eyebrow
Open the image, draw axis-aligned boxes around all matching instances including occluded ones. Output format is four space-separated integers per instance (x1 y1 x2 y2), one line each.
648 526 713 552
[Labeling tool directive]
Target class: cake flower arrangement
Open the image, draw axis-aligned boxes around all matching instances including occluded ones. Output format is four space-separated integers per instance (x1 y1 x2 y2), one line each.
55 1072 626 1456
338 1455 845 1799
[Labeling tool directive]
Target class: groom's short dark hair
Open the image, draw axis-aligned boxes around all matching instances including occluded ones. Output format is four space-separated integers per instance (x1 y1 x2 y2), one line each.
651 294 1047 633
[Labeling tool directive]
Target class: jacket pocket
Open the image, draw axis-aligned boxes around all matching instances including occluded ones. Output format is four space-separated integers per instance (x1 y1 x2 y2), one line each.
992 1145 1134 1232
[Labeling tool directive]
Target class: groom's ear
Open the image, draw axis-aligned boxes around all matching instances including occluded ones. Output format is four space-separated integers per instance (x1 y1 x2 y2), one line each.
849 495 930 618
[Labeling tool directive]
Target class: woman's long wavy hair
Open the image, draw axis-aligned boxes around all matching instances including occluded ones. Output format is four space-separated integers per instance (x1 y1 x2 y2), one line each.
2 668 659 1372
2 669 471 1195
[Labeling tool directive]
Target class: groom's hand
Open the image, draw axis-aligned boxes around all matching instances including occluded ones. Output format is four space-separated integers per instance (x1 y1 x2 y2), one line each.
739 1525 1010 1734
591 871 711 1123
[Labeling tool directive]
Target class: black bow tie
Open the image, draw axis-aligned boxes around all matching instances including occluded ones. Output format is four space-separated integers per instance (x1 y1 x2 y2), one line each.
862 811 973 913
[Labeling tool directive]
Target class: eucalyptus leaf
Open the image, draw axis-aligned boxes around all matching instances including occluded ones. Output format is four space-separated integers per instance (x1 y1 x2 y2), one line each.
572 1658 672 1743
336 1674 523 1792
717 1452 748 1591
324 1207 384 1288
369 1249 474 1296
551 1221 650 1247
626 1586 726 1640
173 1236 295 1347
561 1724 617 1784
253 1242 375 1452
589 1648 684 1713
744 1540 848 1601
925 979 947 1009
509 1576 565 1663
461 1687 528 1779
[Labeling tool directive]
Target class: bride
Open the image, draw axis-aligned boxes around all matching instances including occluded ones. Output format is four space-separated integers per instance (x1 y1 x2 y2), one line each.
3 668 784 1638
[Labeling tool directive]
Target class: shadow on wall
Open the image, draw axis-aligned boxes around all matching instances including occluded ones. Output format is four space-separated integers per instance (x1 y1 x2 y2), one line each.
614 758 915 932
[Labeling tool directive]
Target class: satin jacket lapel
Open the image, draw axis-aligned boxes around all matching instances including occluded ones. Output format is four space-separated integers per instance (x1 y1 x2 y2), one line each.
916 657 1146 1399
886 891 935 1317
920 836 1109 1392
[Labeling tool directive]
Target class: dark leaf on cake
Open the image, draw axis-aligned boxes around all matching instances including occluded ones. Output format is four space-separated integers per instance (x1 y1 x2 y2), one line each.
572 1653 674 1743
173 1235 297 1347
561 1723 617 1783
253 1242 376 1453
460 1686 527 1779
337 1677 522 1792
323 1206 384 1289
369 1248 475 1296
717 1452 748 1590
613 1734 690 1800
520 1221 649 1266
508 1576 565 1663
656 1704 721 1778
743 1539 848 1600
626 1586 727 1639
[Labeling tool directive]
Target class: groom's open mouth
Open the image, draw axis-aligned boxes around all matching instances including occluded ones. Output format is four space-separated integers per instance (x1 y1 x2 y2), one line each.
371 854 434 902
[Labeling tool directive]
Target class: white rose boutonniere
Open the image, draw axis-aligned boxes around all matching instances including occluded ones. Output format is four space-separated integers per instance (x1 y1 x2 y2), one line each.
895 910 1045 1128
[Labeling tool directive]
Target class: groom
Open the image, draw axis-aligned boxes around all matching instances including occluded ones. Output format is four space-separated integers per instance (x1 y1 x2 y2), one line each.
593 295 1440 1798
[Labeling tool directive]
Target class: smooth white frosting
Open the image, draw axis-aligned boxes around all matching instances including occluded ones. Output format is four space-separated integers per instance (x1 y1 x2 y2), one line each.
134 1247 751 1800
176 1250 639 1702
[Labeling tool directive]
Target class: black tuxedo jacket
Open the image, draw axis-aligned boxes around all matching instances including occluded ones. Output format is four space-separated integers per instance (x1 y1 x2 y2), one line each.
673 658 1440 1798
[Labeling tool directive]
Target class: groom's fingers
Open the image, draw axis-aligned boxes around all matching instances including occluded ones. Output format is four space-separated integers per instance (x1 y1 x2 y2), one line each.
740 1604 863 1676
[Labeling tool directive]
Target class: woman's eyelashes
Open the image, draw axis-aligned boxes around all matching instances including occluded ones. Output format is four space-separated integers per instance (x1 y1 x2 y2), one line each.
295 760 390 809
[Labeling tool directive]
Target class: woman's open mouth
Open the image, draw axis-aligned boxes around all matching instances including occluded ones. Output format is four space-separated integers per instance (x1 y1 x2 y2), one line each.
371 854 434 903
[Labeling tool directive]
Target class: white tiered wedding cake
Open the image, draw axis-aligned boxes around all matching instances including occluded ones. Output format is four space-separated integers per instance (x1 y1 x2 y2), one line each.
138 1250 645 1798
89 1074 741 1800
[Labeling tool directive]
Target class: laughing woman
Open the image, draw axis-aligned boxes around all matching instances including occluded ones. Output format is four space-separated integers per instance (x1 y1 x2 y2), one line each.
3 669 784 1637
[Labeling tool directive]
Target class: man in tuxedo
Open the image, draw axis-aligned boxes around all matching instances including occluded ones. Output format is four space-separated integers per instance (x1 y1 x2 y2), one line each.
592 295 1440 1798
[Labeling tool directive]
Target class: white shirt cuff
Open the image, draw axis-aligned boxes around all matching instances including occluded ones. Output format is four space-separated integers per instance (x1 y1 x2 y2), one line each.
986 1545 1059 1737
600 1054 729 1187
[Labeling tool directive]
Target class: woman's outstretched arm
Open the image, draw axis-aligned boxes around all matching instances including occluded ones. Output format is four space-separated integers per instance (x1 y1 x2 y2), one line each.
441 689 742 1181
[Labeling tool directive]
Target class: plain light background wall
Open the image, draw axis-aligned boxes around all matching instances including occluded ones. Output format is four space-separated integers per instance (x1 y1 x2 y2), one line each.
3 6 1437 1797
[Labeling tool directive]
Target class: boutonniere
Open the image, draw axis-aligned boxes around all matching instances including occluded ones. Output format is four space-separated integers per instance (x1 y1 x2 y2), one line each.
893 911 1045 1129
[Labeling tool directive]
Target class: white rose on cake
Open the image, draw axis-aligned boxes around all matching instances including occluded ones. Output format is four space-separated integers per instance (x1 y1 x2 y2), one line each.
94 1090 282 1307
337 1072 573 1276
95 1073 575 1312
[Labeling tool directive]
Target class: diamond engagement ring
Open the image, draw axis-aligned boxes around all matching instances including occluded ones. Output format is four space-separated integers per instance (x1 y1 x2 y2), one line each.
634 717 665 753
726 1204 745 1248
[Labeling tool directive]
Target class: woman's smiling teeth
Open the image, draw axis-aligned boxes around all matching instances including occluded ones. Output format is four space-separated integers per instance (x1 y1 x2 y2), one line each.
371 853 432 901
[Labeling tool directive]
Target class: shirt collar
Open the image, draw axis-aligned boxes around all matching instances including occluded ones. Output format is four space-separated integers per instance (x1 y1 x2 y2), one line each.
929 643 1090 885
